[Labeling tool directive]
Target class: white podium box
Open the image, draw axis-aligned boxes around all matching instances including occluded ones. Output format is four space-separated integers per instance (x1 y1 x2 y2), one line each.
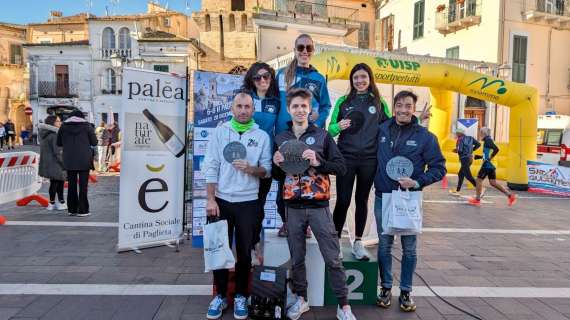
263 229 326 306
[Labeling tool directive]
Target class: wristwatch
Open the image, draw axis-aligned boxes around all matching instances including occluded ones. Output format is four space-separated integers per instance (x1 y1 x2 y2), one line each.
414 180 420 189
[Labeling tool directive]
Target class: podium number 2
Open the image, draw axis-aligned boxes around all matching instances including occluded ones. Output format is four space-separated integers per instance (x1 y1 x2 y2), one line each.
346 269 364 300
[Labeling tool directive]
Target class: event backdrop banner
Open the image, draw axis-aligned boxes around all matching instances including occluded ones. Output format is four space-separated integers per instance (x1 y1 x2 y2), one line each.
527 161 570 197
118 67 187 252
191 71 281 248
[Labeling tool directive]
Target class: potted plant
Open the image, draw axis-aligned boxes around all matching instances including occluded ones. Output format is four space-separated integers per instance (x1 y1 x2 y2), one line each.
437 4 446 12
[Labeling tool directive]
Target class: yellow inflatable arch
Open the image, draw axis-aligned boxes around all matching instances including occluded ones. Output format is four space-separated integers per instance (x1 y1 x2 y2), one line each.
311 51 538 189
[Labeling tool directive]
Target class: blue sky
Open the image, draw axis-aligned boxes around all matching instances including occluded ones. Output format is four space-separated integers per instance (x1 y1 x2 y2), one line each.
0 0 201 25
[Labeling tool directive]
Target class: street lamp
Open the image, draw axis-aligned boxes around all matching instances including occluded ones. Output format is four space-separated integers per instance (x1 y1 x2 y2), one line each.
132 57 144 68
110 53 123 69
497 63 512 80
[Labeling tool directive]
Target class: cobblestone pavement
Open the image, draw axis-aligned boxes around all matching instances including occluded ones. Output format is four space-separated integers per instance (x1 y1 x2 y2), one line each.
0 170 569 319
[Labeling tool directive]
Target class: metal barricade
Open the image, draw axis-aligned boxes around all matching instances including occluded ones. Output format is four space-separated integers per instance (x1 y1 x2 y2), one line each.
0 152 45 206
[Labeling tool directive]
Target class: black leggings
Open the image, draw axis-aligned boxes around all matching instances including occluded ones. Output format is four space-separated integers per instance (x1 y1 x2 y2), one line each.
213 198 258 297
457 157 476 192
333 161 376 239
253 177 273 246
49 180 65 203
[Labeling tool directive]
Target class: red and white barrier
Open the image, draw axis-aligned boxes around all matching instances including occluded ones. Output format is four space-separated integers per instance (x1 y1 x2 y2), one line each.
0 152 46 207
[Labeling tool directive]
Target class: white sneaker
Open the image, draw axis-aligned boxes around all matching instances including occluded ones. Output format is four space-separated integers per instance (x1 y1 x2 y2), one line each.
46 203 55 211
56 202 67 211
76 212 91 217
351 240 370 261
286 295 309 320
336 305 356 320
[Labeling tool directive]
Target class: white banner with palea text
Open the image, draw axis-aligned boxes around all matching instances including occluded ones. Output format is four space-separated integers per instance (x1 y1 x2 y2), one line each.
118 67 187 252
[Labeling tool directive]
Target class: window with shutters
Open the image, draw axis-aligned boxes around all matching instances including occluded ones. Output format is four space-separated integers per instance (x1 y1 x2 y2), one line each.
102 27 115 49
231 0 245 11
10 44 22 65
413 0 425 40
446 46 459 59
381 15 394 51
358 22 370 49
512 35 528 83
118 28 131 49
106 68 117 93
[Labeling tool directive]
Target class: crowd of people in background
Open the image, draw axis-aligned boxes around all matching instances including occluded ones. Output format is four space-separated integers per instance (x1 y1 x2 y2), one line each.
34 110 121 217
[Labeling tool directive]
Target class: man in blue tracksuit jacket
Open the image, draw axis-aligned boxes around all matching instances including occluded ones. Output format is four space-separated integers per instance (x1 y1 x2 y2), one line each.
374 91 446 313
275 65 331 134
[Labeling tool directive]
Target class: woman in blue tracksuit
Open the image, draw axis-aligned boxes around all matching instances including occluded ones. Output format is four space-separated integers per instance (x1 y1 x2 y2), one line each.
274 34 332 236
275 34 331 134
242 62 280 248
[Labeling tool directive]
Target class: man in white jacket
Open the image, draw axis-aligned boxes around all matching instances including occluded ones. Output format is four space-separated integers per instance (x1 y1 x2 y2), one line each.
204 91 272 320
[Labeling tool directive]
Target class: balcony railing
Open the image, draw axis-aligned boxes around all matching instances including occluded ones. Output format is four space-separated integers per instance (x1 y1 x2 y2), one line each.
38 81 79 98
435 0 482 35
101 48 132 59
255 0 360 29
522 0 570 28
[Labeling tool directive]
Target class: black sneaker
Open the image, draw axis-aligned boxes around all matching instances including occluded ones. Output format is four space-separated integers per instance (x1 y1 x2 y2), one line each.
399 291 416 312
376 287 391 308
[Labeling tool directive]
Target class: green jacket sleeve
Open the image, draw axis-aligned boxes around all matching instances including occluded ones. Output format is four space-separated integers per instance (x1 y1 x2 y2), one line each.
380 96 391 118
327 96 347 137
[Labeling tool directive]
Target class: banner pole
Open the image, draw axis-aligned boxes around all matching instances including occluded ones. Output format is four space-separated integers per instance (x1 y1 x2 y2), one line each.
182 66 191 246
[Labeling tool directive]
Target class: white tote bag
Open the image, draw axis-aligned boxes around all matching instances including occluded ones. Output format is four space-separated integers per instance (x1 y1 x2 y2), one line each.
382 189 423 235
203 219 236 272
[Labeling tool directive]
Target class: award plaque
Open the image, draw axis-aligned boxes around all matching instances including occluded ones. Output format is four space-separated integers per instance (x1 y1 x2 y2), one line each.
386 156 414 181
279 139 310 174
223 141 247 163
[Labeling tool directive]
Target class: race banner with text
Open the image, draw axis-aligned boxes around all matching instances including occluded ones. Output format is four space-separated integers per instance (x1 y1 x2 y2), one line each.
118 67 187 252
191 71 281 248
527 161 570 197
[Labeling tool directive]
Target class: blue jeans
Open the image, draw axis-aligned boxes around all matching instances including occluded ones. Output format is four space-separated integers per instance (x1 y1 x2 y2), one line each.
374 196 417 292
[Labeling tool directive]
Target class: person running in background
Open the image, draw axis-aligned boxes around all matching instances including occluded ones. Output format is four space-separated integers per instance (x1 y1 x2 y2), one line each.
273 88 356 320
328 63 391 261
241 62 280 260
274 33 332 237
449 128 481 196
468 127 517 207
38 116 67 211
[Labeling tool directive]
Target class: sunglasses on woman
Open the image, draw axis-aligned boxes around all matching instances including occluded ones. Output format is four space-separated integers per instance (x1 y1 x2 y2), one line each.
253 72 271 82
296 44 314 53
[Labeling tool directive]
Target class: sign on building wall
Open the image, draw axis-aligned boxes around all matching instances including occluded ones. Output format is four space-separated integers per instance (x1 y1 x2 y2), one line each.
191 71 281 248
118 67 187 252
